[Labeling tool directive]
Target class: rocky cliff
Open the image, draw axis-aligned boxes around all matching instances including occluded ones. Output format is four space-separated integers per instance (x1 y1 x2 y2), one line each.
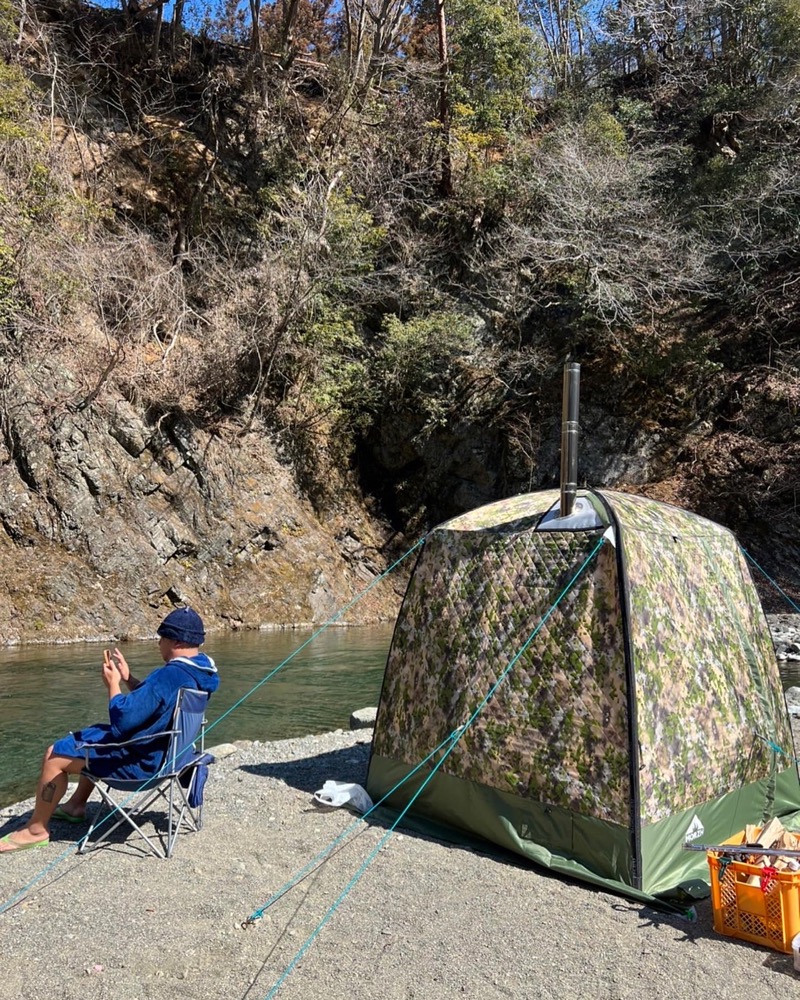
1 0 798 645
0 367 402 643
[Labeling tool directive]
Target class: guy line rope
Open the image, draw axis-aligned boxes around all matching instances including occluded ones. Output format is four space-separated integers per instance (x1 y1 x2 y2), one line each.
3 535 797 1000
249 541 799 998
0 535 428 916
249 533 609 1000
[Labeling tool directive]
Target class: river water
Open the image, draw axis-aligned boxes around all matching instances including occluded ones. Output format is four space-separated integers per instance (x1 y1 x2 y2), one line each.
2 624 797 812
0 624 394 809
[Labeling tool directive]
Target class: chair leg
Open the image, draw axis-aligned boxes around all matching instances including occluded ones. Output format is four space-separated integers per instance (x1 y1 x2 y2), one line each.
78 763 209 858
79 785 134 854
167 779 175 859
80 784 171 859
166 780 198 857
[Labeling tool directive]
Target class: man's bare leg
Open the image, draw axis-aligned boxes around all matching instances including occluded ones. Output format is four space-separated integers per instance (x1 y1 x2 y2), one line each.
0 747 84 851
58 776 94 819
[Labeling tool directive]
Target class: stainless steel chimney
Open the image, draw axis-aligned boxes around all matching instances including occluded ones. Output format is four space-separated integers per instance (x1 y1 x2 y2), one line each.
559 362 580 518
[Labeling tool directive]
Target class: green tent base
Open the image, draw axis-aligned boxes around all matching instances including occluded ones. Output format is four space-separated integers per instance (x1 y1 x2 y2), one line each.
366 488 800 905
369 753 800 913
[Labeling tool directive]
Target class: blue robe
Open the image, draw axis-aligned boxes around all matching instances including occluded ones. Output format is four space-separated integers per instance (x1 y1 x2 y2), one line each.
53 653 219 780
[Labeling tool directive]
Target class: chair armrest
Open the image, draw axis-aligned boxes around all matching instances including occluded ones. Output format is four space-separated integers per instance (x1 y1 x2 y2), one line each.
75 728 179 751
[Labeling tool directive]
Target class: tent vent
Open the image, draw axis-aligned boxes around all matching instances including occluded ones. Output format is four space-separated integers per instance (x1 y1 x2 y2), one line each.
537 496 603 532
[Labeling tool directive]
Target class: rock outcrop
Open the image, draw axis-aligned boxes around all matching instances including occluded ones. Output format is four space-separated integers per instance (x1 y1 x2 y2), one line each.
0 366 401 644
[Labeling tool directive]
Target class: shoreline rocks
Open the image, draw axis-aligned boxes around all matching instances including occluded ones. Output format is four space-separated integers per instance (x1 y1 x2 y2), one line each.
768 614 800 661
349 707 378 730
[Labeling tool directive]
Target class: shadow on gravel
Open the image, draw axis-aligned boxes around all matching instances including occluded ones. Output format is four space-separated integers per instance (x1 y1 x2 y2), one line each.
238 744 799 967
238 750 699 910
0 811 100 841
676 909 800 981
238 745 371 793
761 950 799 979
0 805 194 858
619 896 799 981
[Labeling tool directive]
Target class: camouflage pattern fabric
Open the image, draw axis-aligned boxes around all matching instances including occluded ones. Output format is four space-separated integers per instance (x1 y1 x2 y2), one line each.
374 490 634 823
604 490 792 824
373 487 791 831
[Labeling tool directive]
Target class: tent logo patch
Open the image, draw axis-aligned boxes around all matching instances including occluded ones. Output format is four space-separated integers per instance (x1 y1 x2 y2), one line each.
684 815 705 843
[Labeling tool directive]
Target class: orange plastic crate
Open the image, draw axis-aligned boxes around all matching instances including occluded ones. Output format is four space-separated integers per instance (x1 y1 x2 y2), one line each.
708 831 800 953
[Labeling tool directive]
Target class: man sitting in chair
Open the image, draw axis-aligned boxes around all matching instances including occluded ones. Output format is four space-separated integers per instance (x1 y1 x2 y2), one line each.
0 608 219 852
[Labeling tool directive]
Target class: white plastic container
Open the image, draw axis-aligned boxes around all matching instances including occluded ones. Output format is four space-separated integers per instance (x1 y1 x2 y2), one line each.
792 931 800 972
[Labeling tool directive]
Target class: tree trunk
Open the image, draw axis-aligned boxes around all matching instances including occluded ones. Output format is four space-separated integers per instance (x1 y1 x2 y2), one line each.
363 0 406 92
343 0 368 83
436 0 452 196
280 0 301 69
172 0 185 62
151 3 163 63
249 0 263 55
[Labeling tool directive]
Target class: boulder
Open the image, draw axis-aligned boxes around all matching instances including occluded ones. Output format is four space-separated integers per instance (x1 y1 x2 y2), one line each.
349 707 377 730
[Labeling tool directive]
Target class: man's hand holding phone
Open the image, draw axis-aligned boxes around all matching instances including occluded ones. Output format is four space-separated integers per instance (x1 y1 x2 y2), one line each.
111 648 131 683
101 648 122 696
109 648 141 690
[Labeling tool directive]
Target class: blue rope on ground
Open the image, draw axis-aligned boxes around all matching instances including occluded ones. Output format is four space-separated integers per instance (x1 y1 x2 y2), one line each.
0 739 204 914
0 534 429 918
742 548 800 615
244 726 465 926
258 535 608 1000
1 721 224 911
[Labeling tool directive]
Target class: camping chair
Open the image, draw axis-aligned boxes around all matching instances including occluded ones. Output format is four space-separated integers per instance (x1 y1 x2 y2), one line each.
77 687 215 859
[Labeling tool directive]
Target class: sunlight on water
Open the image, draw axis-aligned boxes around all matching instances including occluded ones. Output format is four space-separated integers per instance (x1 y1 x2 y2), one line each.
0 625 394 808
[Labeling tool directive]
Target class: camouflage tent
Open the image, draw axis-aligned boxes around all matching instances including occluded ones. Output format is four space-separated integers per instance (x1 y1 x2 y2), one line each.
367 488 800 903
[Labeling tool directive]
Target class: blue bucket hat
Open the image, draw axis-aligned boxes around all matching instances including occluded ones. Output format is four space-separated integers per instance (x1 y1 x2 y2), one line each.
157 608 205 646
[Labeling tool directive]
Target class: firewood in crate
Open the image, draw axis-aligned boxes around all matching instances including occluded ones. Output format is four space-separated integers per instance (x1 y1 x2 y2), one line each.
756 817 785 848
743 817 786 885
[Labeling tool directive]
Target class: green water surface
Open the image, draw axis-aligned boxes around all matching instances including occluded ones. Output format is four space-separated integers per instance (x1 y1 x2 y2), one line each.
0 624 393 808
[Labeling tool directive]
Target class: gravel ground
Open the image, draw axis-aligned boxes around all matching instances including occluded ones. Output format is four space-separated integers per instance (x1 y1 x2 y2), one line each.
2 724 800 1000
3 615 800 1000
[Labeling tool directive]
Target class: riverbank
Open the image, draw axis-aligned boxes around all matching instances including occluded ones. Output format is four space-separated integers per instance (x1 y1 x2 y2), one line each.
2 727 800 1000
